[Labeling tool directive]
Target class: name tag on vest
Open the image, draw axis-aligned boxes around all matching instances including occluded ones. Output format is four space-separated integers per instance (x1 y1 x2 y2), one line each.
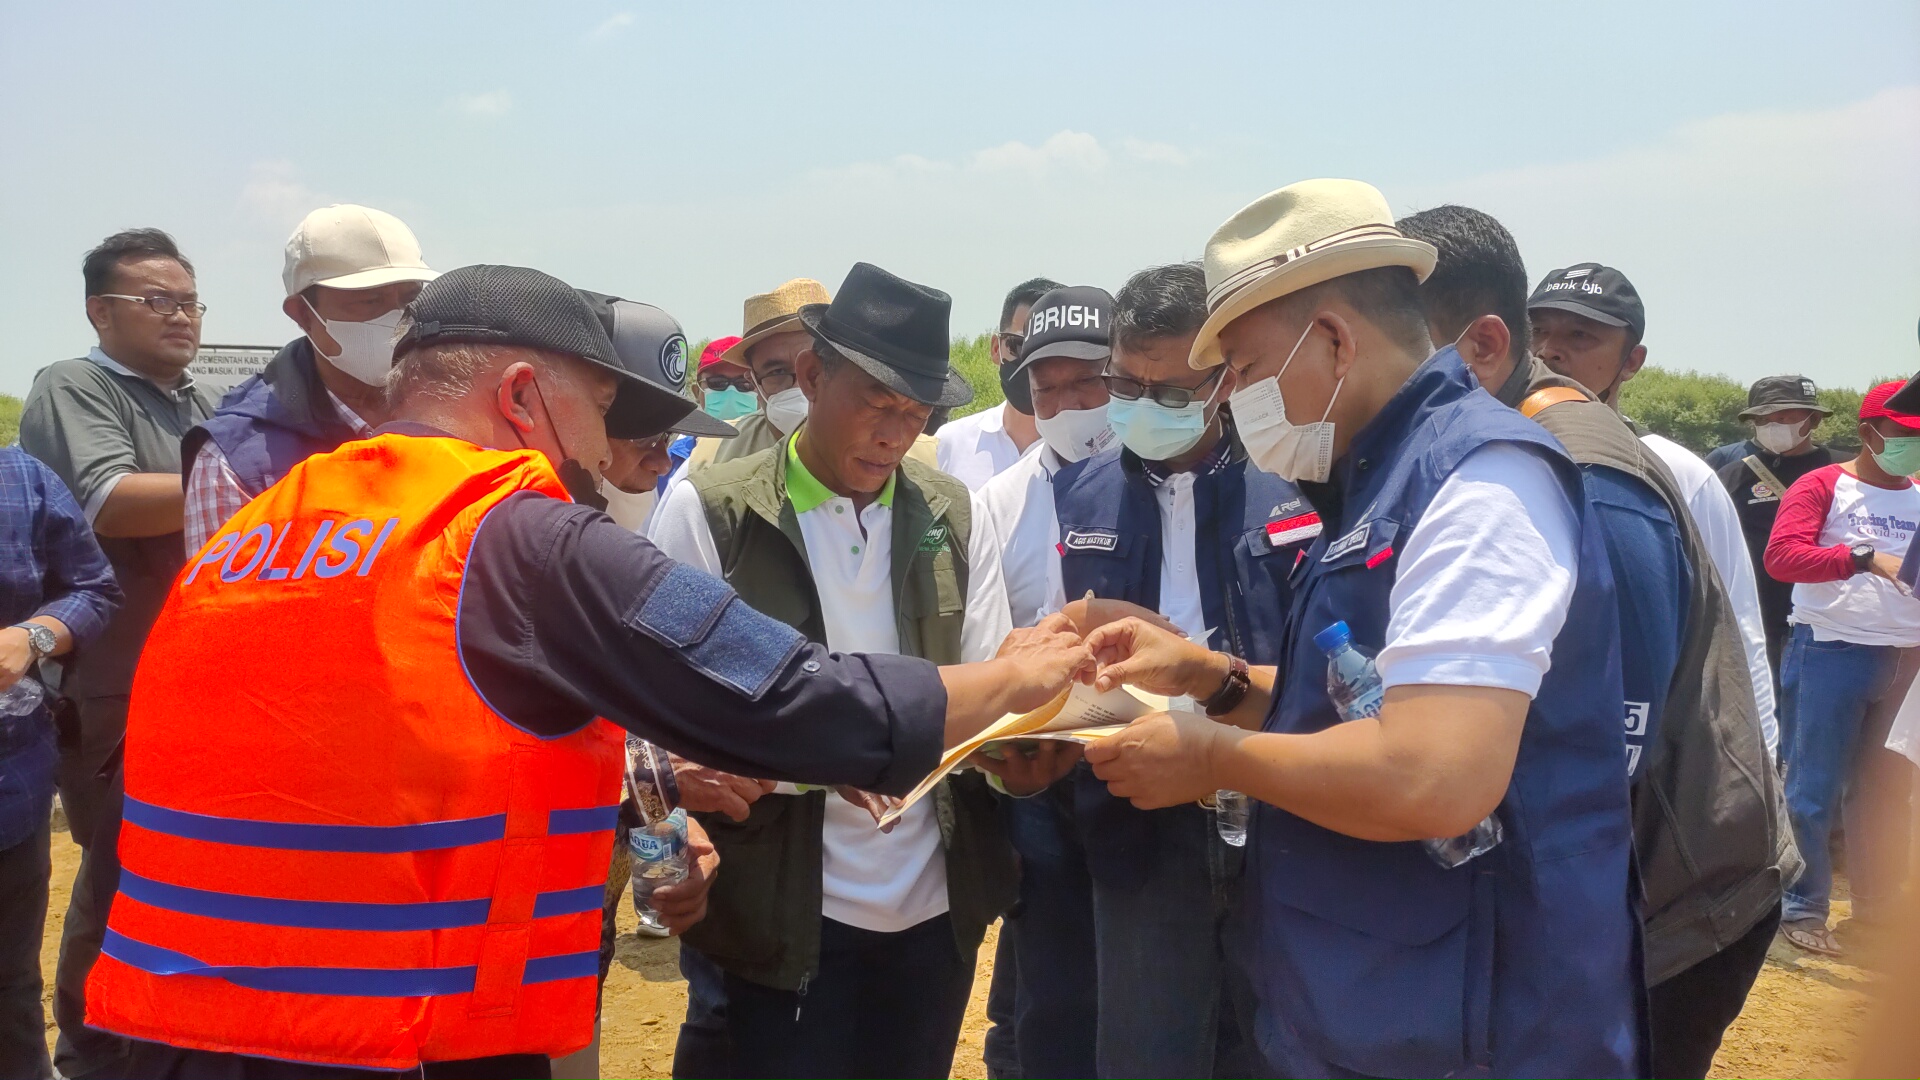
1321 522 1370 562
1062 527 1119 553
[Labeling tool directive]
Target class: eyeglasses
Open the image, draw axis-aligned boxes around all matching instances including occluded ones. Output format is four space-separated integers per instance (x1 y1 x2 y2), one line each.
752 369 797 395
97 293 208 318
995 332 1025 359
700 373 755 393
1102 365 1223 408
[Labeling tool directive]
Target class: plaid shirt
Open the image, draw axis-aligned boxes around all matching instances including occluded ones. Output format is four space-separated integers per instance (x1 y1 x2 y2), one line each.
182 389 371 554
0 447 120 848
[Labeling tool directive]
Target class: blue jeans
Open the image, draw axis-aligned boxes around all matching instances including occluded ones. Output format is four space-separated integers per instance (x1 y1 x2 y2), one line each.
1007 772 1253 1079
1780 625 1918 924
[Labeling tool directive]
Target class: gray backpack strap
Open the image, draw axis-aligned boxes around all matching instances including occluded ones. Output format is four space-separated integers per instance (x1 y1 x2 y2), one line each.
1742 454 1789 498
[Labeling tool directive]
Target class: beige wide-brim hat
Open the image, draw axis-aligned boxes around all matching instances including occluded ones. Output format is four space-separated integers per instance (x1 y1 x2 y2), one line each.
718 277 832 366
1190 178 1437 370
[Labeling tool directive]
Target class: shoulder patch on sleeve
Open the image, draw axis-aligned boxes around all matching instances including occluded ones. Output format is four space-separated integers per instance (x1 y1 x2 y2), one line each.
625 563 805 700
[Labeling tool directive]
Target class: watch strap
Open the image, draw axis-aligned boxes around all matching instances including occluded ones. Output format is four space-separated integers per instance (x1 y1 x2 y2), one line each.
1200 653 1251 716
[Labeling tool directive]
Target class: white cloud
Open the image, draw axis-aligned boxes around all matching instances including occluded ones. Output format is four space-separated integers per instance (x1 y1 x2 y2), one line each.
1120 137 1191 167
1408 84 1920 386
587 12 634 41
813 130 1192 187
969 130 1110 175
239 160 324 223
448 90 513 117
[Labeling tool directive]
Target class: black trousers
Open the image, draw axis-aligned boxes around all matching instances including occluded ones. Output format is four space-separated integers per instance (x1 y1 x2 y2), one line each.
1646 904 1782 1079
0 818 53 1080
723 914 975 1079
54 694 130 1080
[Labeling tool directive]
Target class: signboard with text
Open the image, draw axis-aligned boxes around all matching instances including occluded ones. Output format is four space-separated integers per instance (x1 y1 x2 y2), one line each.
188 344 278 396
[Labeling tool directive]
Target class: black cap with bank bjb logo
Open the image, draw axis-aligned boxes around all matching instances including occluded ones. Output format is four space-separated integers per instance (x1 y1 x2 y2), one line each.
1527 262 1646 340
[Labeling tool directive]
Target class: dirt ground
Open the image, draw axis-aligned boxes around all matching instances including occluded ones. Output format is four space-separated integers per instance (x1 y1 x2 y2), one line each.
40 831 1880 1079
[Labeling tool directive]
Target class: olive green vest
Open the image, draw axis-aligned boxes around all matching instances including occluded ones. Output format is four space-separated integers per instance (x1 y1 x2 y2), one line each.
1499 357 1800 983
680 436 1018 990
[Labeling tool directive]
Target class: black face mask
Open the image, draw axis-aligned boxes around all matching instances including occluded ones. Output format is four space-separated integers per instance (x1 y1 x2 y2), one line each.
999 359 1035 415
514 378 609 513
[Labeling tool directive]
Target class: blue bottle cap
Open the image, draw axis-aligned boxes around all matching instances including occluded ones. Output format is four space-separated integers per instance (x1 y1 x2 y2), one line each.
1313 621 1353 653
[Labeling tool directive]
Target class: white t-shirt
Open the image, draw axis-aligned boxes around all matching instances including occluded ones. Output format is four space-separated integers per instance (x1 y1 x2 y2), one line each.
935 404 1026 492
1788 469 1920 647
648 466 1013 933
974 443 1068 628
1376 443 1580 697
1640 432 1781 756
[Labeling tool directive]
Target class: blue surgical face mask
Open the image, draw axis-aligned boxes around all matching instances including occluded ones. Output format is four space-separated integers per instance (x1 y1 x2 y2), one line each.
703 385 758 422
1105 376 1224 462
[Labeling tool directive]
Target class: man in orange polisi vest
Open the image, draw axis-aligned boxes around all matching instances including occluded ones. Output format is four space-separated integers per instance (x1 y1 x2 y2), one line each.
84 265 1092 1080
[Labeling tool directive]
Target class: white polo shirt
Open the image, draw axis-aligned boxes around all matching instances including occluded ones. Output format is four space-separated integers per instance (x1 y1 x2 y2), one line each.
1640 432 1781 756
648 439 1013 933
936 403 1026 491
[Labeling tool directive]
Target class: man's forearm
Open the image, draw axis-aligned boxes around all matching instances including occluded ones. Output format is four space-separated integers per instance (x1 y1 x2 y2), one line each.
938 657 1033 749
94 472 187 538
1208 684 1527 841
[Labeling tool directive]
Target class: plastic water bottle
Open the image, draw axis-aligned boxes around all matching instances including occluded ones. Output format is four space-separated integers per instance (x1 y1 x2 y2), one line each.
629 808 689 936
1214 789 1249 847
1312 622 1503 869
0 677 44 716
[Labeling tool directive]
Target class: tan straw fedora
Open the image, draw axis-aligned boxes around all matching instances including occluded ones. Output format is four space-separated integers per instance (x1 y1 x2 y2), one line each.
718 277 832 366
1190 178 1436 369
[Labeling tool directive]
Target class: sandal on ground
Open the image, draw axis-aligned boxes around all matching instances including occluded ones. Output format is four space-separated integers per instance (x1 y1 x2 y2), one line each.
1780 916 1841 957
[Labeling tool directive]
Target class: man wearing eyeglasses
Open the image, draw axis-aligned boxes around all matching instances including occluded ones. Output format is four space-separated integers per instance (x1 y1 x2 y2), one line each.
974 270 1307 1077
17 227 219 1080
181 205 439 555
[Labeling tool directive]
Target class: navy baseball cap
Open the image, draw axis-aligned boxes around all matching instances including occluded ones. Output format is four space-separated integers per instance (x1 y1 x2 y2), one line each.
396 264 699 439
1527 263 1646 340
577 291 736 439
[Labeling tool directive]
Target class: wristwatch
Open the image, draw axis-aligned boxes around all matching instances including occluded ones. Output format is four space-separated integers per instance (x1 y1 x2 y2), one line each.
1851 543 1877 574
8 623 56 662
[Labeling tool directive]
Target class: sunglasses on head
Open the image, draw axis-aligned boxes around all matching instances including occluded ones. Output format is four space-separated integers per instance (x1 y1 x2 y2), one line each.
1101 365 1223 408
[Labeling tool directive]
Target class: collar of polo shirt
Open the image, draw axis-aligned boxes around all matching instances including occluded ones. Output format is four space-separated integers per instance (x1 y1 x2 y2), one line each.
785 436 895 514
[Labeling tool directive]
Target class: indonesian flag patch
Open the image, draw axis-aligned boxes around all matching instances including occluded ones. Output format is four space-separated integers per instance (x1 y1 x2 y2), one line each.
1266 512 1322 547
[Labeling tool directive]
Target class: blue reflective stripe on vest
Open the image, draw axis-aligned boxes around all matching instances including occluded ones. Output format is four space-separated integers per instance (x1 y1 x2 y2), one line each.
103 930 598 997
117 870 606 931
547 805 620 834
124 796 507 853
125 797 619 852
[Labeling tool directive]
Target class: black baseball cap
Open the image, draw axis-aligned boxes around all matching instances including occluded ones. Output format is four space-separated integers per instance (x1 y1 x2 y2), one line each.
1739 375 1831 421
1007 285 1114 394
577 291 736 439
396 264 686 439
1527 263 1646 339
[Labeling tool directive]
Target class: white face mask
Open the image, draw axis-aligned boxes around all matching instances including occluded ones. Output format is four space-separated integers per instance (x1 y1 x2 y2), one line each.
304 299 404 387
1228 322 1345 484
1034 403 1117 463
763 386 811 436
1753 419 1806 455
600 481 658 533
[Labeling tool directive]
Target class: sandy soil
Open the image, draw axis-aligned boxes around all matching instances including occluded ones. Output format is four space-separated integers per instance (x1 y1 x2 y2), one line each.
40 831 1879 1078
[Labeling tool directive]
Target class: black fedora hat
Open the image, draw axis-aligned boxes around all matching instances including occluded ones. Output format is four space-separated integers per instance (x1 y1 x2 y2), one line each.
798 262 973 408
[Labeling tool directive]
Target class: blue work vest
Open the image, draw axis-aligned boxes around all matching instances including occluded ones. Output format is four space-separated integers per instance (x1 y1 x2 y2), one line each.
1052 444 1313 887
1248 348 1643 1078
181 338 362 497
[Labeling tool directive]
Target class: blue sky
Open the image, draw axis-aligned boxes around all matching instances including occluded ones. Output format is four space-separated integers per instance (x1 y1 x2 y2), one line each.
2 1 1916 396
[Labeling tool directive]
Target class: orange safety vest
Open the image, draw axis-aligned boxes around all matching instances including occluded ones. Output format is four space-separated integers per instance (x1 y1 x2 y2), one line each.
86 433 625 1070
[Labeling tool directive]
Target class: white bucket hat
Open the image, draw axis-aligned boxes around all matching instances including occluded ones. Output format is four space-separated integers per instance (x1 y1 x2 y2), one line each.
1190 178 1436 369
282 204 438 296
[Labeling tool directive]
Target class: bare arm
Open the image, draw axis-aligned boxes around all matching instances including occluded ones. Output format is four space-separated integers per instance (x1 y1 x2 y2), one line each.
1085 683 1526 841
1085 617 1276 730
939 612 1094 748
93 472 187 538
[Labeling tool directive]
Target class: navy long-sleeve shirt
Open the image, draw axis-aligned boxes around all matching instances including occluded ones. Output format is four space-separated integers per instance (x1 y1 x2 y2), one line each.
0 446 121 847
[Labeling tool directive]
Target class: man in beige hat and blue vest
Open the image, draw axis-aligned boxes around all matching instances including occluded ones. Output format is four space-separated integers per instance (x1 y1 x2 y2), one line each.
1078 178 1645 1076
183 204 439 552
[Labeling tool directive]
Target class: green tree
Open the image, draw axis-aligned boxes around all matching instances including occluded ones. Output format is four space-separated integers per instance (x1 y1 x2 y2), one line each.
948 333 998 419
0 392 21 447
